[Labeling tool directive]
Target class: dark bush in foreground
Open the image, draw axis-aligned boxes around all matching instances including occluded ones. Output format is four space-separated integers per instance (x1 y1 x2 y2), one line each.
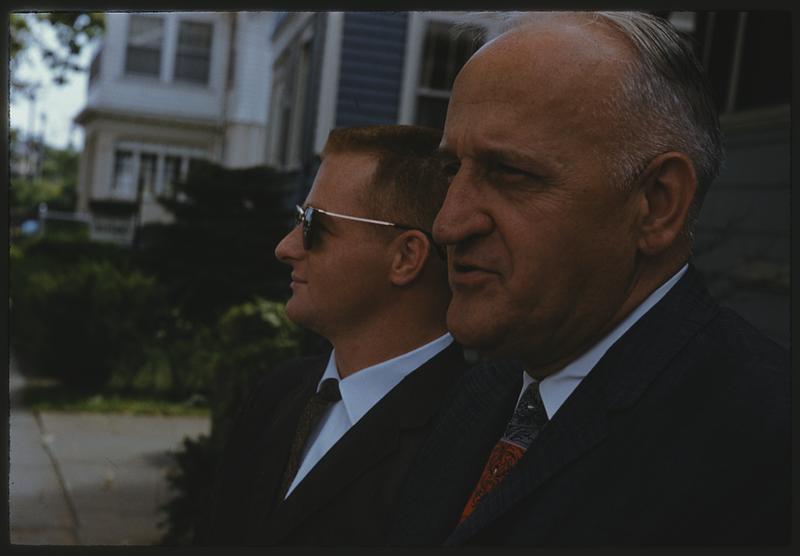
159 434 215 546
159 297 326 544
210 297 320 452
11 251 166 389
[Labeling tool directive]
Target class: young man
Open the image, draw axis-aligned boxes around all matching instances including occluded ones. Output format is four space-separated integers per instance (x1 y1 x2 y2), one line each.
200 125 467 545
390 12 789 545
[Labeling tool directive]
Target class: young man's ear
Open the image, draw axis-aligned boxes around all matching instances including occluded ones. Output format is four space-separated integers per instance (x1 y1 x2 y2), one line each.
388 231 431 286
635 152 697 256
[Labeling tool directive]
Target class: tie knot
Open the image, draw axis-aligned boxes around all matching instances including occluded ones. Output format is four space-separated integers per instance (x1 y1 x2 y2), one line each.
501 378 548 449
317 378 342 402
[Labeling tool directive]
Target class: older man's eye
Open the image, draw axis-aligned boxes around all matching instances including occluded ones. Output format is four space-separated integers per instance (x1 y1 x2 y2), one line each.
489 161 529 179
442 160 461 179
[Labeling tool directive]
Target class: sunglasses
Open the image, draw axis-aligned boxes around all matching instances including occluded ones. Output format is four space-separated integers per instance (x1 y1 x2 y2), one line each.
294 205 445 259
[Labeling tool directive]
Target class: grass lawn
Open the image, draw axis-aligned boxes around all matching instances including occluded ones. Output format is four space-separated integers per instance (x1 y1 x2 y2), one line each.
22 378 210 416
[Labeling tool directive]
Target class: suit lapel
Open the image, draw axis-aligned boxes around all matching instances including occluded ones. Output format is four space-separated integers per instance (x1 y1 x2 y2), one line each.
389 357 524 544
448 360 611 544
245 358 326 541
264 343 467 543
448 265 720 545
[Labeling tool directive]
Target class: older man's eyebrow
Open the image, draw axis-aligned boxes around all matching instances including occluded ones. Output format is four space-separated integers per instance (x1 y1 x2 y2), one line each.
461 144 531 169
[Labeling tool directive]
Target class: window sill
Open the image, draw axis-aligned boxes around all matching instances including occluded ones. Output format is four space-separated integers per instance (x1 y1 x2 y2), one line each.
720 104 790 135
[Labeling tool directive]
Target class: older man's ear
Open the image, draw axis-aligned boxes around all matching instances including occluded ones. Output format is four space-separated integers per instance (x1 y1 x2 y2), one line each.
634 152 698 257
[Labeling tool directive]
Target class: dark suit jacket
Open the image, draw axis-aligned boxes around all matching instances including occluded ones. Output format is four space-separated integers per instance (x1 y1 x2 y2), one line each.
199 341 467 546
389 265 790 546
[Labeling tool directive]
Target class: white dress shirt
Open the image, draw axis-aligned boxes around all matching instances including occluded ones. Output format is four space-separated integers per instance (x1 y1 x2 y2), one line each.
284 332 454 498
521 264 689 419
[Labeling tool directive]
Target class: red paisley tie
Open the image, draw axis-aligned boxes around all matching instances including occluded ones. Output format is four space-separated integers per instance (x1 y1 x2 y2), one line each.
459 378 548 523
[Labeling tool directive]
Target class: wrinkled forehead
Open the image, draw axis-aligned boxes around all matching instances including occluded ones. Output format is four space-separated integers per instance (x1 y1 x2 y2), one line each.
441 19 636 171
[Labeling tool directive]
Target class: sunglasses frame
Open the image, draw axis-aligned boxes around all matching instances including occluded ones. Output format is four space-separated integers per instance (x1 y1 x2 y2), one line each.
294 204 444 259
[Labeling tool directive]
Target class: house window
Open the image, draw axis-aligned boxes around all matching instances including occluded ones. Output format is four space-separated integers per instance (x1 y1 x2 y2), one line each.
125 15 164 77
138 153 158 200
112 150 136 197
175 20 213 84
111 146 205 202
415 21 483 129
162 155 183 197
732 12 790 111
89 48 102 83
665 11 790 114
268 33 312 169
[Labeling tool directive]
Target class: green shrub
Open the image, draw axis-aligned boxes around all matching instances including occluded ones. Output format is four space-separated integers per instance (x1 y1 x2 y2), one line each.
209 297 313 452
107 311 219 401
10 255 166 388
158 297 327 544
14 234 130 270
136 161 299 325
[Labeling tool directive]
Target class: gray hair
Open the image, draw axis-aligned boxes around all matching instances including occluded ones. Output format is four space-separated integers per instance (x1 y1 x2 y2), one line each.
496 11 725 236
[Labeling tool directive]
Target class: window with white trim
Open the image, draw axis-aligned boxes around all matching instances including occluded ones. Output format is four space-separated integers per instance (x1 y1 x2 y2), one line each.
661 11 790 115
138 153 158 200
112 150 136 197
268 28 313 169
111 144 207 201
175 20 213 84
415 20 484 128
89 47 102 84
125 15 164 77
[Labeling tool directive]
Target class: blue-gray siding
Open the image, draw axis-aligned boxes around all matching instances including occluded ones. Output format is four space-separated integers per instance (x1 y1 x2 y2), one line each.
335 12 408 127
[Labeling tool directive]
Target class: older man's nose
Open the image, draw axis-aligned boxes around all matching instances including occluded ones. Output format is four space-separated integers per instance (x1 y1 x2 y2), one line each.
433 173 494 246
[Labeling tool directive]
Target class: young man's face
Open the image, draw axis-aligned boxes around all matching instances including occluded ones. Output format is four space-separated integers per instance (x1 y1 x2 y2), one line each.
275 152 395 340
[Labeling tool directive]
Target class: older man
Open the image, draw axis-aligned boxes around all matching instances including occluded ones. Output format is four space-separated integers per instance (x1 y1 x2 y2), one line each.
200 125 467 545
390 12 789 545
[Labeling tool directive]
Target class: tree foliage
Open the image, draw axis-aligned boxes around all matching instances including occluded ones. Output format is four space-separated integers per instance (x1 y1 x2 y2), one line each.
10 144 80 213
137 160 301 324
10 12 105 96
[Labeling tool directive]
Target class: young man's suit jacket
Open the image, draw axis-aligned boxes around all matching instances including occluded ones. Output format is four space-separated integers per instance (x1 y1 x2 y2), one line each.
199 341 467 546
389 265 790 546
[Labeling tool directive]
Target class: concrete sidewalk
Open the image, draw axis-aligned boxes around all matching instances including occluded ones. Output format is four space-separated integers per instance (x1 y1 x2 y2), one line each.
10 358 210 545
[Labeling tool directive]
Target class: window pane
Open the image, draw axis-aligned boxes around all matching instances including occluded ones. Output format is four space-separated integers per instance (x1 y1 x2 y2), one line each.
415 96 450 129
113 151 135 195
175 21 213 84
278 105 292 166
126 48 162 75
139 153 158 198
125 15 163 76
704 12 740 112
162 156 182 196
416 20 484 128
89 49 102 83
419 21 483 92
736 12 791 110
129 14 164 47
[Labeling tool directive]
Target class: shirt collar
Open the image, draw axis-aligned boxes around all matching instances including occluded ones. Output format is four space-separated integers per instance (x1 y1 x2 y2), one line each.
530 264 689 419
318 333 454 427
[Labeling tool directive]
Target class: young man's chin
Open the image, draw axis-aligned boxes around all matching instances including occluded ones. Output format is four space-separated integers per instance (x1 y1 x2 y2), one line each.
283 297 304 325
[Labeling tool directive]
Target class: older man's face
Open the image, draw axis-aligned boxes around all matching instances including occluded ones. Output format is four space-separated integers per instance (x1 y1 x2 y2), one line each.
434 21 646 372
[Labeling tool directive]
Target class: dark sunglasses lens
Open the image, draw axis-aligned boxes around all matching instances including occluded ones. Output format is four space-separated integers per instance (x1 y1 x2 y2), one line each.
302 207 314 250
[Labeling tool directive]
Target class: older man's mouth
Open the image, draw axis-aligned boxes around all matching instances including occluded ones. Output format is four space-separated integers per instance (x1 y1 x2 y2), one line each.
450 261 499 287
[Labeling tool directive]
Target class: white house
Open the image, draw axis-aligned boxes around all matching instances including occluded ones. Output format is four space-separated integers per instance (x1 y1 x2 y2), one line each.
75 11 277 244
